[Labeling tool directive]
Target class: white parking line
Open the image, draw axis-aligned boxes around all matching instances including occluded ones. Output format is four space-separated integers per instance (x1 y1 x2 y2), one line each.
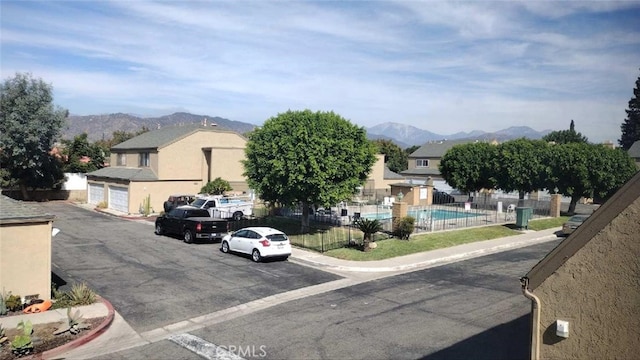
169 333 245 360
253 267 280 277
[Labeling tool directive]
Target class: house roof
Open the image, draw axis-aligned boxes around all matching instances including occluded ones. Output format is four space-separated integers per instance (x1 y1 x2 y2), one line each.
87 167 159 181
384 167 404 180
409 139 475 158
524 170 640 290
628 140 640 158
0 195 55 224
111 123 241 150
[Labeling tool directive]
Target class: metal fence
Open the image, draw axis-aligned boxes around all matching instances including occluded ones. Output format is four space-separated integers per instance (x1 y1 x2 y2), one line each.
244 198 552 252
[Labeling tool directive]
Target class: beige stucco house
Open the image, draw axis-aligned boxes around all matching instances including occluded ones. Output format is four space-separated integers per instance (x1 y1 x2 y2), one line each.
360 154 405 201
521 170 640 359
0 195 55 301
86 123 248 215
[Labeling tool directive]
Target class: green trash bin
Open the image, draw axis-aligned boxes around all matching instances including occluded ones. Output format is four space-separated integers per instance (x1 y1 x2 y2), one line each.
516 207 532 229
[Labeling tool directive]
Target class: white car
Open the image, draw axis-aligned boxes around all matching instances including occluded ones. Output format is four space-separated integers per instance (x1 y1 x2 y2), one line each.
221 227 291 262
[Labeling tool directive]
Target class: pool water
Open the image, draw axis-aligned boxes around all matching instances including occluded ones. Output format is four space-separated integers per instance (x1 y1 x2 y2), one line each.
362 209 481 221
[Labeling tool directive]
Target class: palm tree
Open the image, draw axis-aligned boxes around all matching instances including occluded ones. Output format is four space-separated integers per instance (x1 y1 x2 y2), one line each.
356 218 382 252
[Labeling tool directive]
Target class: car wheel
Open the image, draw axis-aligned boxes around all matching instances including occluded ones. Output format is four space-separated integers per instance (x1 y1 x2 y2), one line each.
155 224 163 235
280 256 289 261
183 230 193 244
251 249 262 262
221 241 229 253
232 211 243 221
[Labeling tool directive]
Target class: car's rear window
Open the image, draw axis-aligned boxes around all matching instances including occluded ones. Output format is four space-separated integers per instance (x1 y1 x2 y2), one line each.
266 233 288 242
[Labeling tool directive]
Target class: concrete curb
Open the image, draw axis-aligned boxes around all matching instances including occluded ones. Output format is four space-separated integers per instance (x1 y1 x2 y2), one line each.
39 296 115 360
291 234 559 273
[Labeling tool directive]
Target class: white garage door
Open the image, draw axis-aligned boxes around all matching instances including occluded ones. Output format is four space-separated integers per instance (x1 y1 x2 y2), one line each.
109 186 129 213
88 184 104 205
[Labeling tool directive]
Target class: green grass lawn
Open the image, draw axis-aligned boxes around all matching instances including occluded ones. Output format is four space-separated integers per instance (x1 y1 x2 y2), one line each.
324 217 568 261
236 215 567 261
527 216 568 231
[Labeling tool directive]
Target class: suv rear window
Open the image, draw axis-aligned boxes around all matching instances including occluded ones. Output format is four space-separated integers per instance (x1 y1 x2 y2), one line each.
267 233 288 242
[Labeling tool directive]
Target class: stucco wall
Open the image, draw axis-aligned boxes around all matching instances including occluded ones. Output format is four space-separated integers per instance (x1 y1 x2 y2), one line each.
535 196 640 359
158 130 246 180
0 221 53 300
129 180 204 215
209 147 248 184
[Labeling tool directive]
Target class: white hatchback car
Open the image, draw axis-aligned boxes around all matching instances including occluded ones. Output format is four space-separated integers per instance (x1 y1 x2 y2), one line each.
221 227 291 262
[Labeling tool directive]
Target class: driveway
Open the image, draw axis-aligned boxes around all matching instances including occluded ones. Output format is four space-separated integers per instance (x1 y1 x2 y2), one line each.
45 201 341 332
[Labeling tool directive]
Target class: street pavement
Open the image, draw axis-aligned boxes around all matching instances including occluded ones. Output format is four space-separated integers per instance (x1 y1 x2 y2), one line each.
45 222 561 359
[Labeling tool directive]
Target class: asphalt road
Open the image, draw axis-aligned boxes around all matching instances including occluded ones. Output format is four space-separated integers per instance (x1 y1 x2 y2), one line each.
45 201 342 332
94 238 561 360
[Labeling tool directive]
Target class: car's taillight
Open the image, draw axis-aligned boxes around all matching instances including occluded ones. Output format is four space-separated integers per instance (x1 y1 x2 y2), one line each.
196 223 202 232
259 239 270 247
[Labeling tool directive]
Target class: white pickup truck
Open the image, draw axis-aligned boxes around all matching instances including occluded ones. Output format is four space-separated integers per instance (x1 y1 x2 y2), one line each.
188 195 253 221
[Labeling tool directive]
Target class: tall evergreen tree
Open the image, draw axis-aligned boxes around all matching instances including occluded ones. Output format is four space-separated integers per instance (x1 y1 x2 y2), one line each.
619 72 640 150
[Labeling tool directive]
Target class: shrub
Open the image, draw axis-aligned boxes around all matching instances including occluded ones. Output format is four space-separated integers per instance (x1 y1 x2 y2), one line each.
394 216 415 240
96 201 107 209
4 294 22 312
51 282 97 309
200 177 232 195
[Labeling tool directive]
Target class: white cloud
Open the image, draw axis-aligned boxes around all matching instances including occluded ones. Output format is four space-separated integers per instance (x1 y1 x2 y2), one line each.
1 0 638 143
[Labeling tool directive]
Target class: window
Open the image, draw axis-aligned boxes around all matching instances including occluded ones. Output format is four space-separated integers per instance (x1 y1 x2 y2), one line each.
117 153 126 166
416 159 429 167
139 152 150 167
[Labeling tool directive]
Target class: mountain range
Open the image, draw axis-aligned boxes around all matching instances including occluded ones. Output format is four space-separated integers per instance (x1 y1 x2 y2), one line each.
64 112 552 148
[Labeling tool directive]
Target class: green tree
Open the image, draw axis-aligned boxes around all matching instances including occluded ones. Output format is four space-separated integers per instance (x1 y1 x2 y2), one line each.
243 110 376 228
0 73 67 198
61 133 106 173
495 139 550 202
405 145 420 155
543 120 589 144
589 145 637 203
372 139 407 173
546 143 636 214
201 177 232 195
619 72 640 151
439 142 498 193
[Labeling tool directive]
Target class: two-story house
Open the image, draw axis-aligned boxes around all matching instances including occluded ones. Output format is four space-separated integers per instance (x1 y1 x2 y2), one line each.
400 139 490 191
86 123 247 215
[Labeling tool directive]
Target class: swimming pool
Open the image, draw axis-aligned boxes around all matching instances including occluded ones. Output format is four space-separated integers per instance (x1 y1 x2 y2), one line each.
362 209 482 221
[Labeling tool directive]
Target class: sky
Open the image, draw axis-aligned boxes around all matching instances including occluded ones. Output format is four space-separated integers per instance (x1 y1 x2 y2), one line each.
2 1 640 143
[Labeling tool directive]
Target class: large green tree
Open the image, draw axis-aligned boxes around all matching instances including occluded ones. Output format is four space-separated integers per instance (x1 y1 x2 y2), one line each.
243 110 376 228
61 133 106 173
619 72 640 150
543 120 588 144
439 142 498 193
0 73 68 198
495 139 550 202
372 139 407 173
545 143 636 213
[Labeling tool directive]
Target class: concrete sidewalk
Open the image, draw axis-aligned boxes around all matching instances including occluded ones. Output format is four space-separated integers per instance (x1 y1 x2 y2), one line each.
40 205 563 359
290 227 561 273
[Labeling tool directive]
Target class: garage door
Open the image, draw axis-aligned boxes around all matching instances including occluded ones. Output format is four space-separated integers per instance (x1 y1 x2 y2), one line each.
88 184 104 205
109 186 129 213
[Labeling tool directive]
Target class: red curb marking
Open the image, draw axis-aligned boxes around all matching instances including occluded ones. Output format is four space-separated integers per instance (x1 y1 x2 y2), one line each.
39 296 116 360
